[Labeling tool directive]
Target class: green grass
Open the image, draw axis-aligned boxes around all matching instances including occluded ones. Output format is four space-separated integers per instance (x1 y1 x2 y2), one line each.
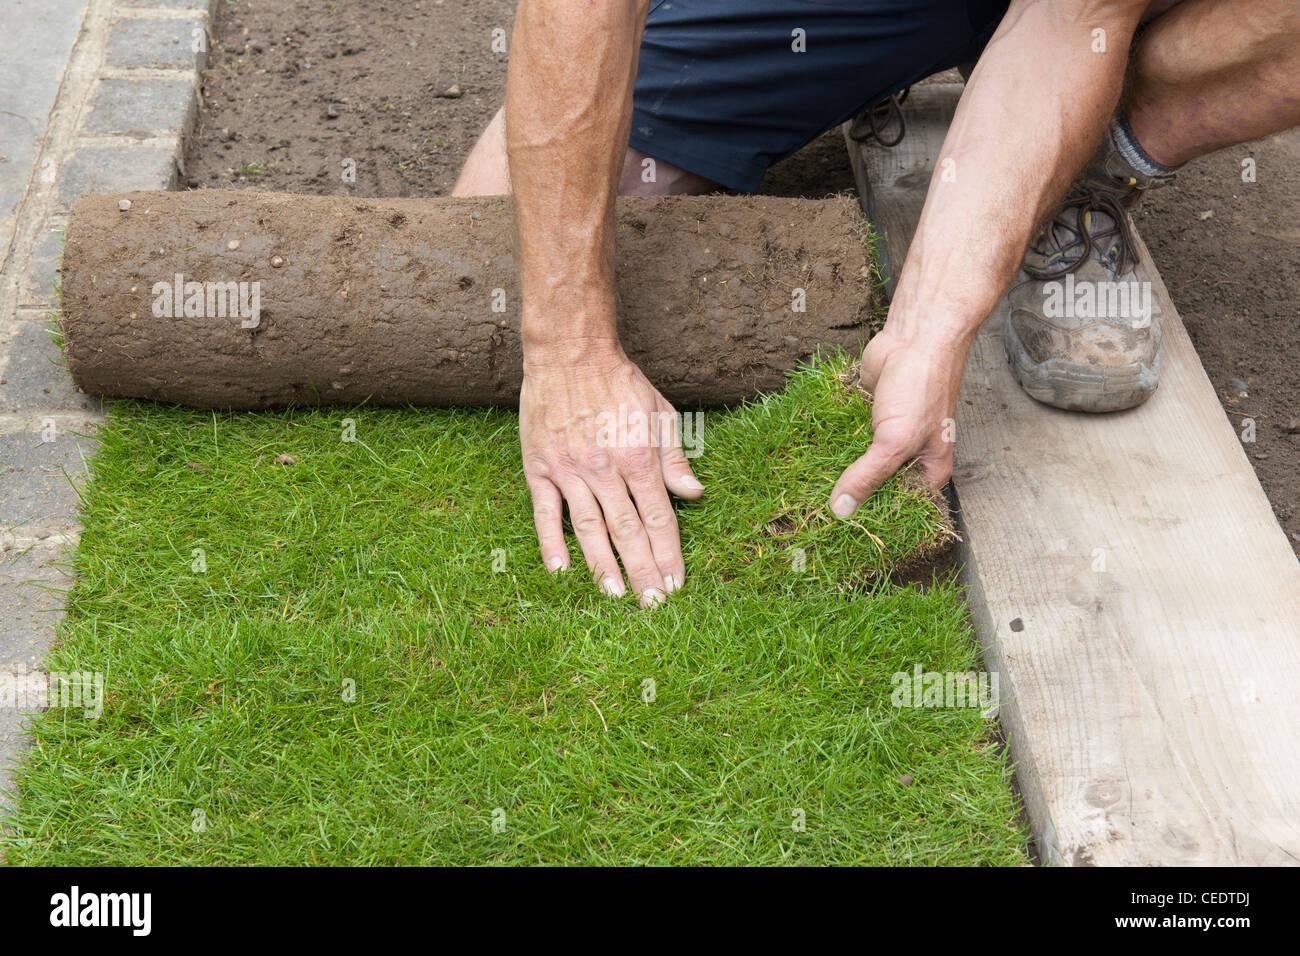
2 354 1026 865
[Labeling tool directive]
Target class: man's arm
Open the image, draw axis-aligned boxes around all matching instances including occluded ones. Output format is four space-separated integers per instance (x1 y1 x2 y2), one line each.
509 0 643 354
509 0 703 605
830 0 1150 516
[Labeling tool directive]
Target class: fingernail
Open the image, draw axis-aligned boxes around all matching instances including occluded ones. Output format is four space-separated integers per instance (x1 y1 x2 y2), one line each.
600 574 626 597
664 574 680 594
832 494 858 519
681 476 705 492
547 557 567 573
640 587 667 609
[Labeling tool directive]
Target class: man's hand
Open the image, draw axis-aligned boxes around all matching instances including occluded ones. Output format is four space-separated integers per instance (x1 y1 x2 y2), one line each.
504 1 675 600
829 328 967 518
826 1 1151 514
521 348 704 606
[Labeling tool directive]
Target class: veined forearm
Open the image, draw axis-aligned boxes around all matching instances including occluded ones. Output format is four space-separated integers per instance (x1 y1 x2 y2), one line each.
888 0 1146 348
507 0 650 357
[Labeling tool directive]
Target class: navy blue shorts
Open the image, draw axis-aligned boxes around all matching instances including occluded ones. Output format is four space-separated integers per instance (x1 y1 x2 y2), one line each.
630 0 1010 192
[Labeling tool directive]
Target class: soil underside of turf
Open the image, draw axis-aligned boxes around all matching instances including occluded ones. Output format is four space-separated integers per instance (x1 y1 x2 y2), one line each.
182 0 1300 555
62 190 873 408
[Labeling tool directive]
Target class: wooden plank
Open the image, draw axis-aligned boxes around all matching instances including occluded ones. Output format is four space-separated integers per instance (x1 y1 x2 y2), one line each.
845 84 1300 866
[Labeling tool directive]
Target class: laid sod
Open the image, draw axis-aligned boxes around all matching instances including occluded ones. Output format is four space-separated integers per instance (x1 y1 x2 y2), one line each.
2 355 1027 865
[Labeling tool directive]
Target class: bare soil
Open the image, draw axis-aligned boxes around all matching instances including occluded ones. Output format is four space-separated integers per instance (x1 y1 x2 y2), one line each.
184 0 1299 554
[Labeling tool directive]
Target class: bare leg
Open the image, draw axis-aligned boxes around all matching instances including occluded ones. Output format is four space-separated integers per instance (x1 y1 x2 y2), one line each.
452 107 513 195
1126 0 1300 165
452 107 717 197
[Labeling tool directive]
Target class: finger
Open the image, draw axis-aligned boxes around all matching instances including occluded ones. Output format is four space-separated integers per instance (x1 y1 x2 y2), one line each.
626 473 686 596
916 449 953 489
829 439 911 520
656 407 705 501
589 471 666 605
556 477 627 597
858 332 895 390
525 474 570 573
858 356 883 392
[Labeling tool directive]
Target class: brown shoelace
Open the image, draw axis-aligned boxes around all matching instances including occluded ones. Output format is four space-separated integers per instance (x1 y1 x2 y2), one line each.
848 87 910 148
1022 187 1137 281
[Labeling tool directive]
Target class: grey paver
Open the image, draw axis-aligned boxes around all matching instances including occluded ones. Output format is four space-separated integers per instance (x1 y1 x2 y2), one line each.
0 0 90 261
19 224 66 306
122 0 217 10
84 76 197 137
0 427 98 528
0 546 75 818
57 145 177 209
0 547 74 674
105 15 208 71
0 314 102 409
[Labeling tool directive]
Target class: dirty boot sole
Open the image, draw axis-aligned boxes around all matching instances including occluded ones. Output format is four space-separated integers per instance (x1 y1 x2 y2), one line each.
1003 307 1160 413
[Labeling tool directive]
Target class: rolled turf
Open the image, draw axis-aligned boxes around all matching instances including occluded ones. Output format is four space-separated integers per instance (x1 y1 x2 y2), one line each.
60 191 874 409
1 355 1027 865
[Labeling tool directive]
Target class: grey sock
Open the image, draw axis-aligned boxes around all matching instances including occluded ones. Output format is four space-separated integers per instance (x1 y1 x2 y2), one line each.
1111 108 1181 179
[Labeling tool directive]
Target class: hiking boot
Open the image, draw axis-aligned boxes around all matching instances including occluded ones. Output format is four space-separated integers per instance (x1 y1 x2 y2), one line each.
1004 116 1177 413
1078 111 1180 204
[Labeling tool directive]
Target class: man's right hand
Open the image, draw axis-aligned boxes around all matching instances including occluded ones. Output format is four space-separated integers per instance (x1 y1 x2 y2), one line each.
506 0 697 605
520 347 705 607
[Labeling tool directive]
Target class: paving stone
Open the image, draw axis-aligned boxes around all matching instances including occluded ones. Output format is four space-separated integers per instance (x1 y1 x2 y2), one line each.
105 15 208 71
0 547 72 674
0 314 100 409
0 425 98 528
122 0 217 10
1 702 36 814
0 0 89 262
0 546 75 814
56 145 176 209
19 224 66 306
83 76 196 137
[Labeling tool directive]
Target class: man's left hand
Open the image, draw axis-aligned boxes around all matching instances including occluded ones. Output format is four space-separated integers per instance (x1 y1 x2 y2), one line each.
829 327 968 518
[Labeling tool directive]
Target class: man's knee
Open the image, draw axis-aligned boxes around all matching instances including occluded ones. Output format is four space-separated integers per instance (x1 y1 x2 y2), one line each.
452 107 509 197
619 148 717 196
457 110 714 198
